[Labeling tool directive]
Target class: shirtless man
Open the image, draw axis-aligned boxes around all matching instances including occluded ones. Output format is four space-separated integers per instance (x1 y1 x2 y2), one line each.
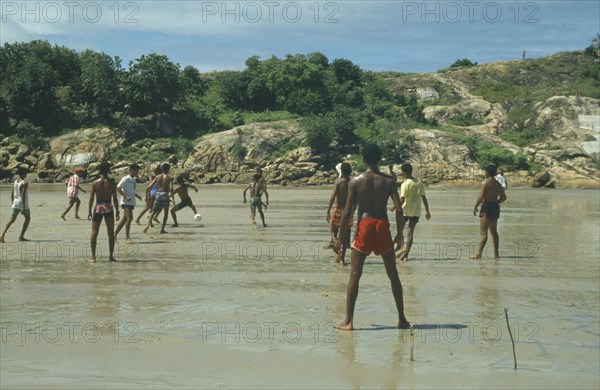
243 173 268 227
144 162 174 234
333 144 409 331
87 162 120 263
136 165 162 226
471 164 507 260
170 175 199 227
326 162 354 264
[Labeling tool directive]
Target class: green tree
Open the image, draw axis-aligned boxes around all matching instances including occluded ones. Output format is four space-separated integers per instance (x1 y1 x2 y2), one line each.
125 53 182 116
180 65 207 97
78 50 121 118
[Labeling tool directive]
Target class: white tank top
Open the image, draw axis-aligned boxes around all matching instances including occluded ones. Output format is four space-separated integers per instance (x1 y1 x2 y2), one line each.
12 179 28 210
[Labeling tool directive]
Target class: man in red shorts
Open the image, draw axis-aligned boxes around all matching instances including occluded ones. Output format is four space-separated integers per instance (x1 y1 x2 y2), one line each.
333 144 410 331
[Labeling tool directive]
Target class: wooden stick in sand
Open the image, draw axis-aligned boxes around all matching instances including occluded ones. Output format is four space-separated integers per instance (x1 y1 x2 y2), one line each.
504 307 517 370
410 325 415 362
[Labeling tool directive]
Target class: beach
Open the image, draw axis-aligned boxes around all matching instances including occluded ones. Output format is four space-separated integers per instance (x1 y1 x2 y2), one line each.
1 184 599 389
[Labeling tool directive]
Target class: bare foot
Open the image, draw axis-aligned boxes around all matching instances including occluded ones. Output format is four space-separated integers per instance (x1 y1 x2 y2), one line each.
323 242 333 250
399 254 408 262
18 237 29 242
60 215 66 221
263 223 267 228
469 255 482 260
75 216 81 219
160 230 167 234
252 217 256 225
494 253 500 259
89 258 96 263
143 226 149 234
335 322 354 331
125 238 134 244
109 257 117 262
153 218 160 224
398 320 411 329
396 249 406 259
135 219 141 225
171 224 179 227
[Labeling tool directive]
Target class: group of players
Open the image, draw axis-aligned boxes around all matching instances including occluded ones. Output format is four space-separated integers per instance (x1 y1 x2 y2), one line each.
1 143 507 330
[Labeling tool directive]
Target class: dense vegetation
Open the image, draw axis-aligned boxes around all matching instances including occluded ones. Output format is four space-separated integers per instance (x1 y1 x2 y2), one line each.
2 36 597 169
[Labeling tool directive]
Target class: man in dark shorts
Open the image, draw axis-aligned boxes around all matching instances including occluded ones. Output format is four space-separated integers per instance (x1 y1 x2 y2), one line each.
333 144 410 331
170 175 199 227
87 162 120 263
243 173 267 227
471 164 507 260
115 163 142 242
394 163 431 262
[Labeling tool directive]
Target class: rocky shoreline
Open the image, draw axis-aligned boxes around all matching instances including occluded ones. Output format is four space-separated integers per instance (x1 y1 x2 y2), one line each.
2 92 598 188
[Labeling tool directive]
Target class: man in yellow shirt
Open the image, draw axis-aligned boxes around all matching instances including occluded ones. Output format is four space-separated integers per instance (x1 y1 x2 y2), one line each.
396 163 430 261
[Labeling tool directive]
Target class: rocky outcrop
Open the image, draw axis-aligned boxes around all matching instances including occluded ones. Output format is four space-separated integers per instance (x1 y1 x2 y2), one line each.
50 127 124 168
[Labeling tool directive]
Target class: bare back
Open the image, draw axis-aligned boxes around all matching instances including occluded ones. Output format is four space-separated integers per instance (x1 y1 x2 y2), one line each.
335 178 350 206
156 173 173 193
94 178 115 203
481 178 506 202
351 170 399 220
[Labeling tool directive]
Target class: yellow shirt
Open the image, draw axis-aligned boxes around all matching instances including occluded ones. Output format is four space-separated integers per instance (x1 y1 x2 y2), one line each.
400 178 425 217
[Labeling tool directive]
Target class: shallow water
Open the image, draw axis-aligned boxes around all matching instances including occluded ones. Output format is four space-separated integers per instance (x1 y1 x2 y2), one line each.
1 184 599 389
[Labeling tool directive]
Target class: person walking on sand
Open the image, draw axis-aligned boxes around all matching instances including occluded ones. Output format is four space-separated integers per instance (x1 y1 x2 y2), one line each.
60 167 87 220
393 163 431 262
243 173 267 227
0 167 31 243
114 163 142 242
136 165 162 226
170 175 199 227
333 144 409 331
470 164 507 260
87 162 120 263
144 162 174 234
326 162 354 264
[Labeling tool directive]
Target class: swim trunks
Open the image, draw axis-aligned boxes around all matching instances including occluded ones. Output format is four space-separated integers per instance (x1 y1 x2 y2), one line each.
351 218 394 256
175 197 193 210
11 208 30 217
155 192 170 208
480 201 500 220
250 196 262 207
92 202 114 222
330 205 353 228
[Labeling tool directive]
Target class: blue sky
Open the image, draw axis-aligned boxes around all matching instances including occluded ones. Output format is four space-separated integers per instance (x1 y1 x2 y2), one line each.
1 0 599 72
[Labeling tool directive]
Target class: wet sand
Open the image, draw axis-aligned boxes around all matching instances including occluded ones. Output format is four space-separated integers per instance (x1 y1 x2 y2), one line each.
1 184 599 389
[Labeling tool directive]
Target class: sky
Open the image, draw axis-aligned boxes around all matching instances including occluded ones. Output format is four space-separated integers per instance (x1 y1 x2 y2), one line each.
1 0 599 72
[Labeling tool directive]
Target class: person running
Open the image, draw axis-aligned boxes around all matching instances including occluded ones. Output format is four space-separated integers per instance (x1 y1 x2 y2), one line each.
326 162 354 264
333 144 409 331
243 173 267 227
144 162 174 234
394 163 431 262
170 175 199 227
471 164 507 260
256 167 269 210
0 167 31 243
60 167 87 220
136 165 162 226
87 162 120 263
114 163 142 242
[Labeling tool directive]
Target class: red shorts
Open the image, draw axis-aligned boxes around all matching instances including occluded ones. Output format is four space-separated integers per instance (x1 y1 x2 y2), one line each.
331 205 353 229
351 218 394 256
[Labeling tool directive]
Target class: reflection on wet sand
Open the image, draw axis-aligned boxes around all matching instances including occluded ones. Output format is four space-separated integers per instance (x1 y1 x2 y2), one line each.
0 185 598 388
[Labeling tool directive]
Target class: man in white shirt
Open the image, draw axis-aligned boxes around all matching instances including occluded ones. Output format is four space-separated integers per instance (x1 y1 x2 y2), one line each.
114 163 142 242
495 168 507 190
